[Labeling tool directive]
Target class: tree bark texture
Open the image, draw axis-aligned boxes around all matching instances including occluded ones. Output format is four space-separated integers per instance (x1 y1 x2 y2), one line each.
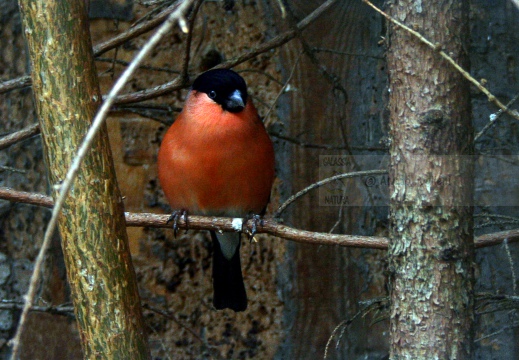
387 1 475 359
17 0 150 358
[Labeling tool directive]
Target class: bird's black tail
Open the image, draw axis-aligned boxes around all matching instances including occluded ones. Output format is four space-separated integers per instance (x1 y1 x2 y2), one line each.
210 231 247 311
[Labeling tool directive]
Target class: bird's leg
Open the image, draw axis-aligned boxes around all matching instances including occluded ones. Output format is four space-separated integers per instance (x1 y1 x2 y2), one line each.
242 212 263 242
167 209 188 237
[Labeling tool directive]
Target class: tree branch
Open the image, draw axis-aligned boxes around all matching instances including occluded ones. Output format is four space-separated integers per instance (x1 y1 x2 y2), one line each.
363 0 519 122
0 123 40 150
112 0 338 105
0 186 516 250
0 1 186 95
0 300 74 317
1 0 338 104
273 169 387 218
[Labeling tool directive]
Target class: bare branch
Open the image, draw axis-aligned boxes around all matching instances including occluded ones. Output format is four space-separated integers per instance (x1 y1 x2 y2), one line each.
0 186 516 250
0 124 40 150
0 2 186 95
2 0 338 105
363 0 519 121
113 0 339 105
0 300 74 317
181 0 204 81
0 187 53 207
0 76 31 94
269 131 387 151
475 92 519 141
94 1 186 56
216 0 338 70
273 169 388 218
112 76 185 104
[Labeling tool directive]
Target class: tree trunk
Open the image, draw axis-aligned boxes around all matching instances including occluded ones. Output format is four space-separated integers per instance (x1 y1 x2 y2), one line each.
17 0 150 358
387 1 475 358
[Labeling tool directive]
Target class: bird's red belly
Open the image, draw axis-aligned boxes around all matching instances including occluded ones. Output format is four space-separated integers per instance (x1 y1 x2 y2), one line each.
158 131 274 217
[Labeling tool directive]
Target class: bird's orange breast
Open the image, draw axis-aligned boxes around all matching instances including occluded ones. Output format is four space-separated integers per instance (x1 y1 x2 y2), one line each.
157 92 275 217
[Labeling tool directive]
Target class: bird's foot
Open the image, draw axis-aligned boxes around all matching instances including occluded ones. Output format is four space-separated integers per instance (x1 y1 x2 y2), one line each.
167 209 188 237
242 213 263 242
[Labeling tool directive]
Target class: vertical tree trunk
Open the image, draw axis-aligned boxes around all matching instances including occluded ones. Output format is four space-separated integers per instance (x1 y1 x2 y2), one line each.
387 1 474 358
17 0 150 358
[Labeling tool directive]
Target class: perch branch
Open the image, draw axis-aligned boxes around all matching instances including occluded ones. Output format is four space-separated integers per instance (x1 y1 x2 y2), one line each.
0 186 517 250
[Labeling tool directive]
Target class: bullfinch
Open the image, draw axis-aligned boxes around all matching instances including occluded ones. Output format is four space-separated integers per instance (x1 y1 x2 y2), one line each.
157 69 275 312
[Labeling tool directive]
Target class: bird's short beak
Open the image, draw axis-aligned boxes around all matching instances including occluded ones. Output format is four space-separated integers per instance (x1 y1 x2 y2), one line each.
226 90 245 112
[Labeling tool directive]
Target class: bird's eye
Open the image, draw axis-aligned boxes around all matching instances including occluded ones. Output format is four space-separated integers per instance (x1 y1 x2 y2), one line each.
209 90 217 99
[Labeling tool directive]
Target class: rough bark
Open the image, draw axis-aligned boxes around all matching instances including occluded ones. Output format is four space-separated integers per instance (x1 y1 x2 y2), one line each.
387 1 475 358
17 0 150 358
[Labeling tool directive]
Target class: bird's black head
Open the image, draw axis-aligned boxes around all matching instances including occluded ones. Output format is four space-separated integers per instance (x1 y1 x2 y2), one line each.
192 69 248 113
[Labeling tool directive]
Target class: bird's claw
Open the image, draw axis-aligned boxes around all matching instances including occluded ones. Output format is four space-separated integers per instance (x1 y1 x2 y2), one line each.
242 213 263 242
167 209 188 237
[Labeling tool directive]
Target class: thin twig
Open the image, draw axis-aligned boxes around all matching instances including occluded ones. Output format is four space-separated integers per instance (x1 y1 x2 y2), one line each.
263 50 304 127
96 57 181 74
113 0 338 105
0 76 32 94
0 166 26 174
282 1 348 102
475 213 519 222
0 1 186 95
216 0 338 70
475 220 519 229
94 1 187 56
181 0 204 81
237 69 285 86
0 300 74 317
362 0 519 121
143 304 224 360
273 169 388 218
475 92 519 141
2 0 337 103
269 131 388 151
504 239 517 296
324 297 389 359
0 123 40 150
111 76 186 104
312 47 384 60
9 2 195 357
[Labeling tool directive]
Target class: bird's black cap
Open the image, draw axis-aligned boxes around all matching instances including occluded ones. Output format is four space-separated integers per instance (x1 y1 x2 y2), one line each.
192 69 248 113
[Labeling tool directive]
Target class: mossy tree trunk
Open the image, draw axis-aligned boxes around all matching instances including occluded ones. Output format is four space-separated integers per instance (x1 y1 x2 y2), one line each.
387 1 475 358
17 0 150 358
